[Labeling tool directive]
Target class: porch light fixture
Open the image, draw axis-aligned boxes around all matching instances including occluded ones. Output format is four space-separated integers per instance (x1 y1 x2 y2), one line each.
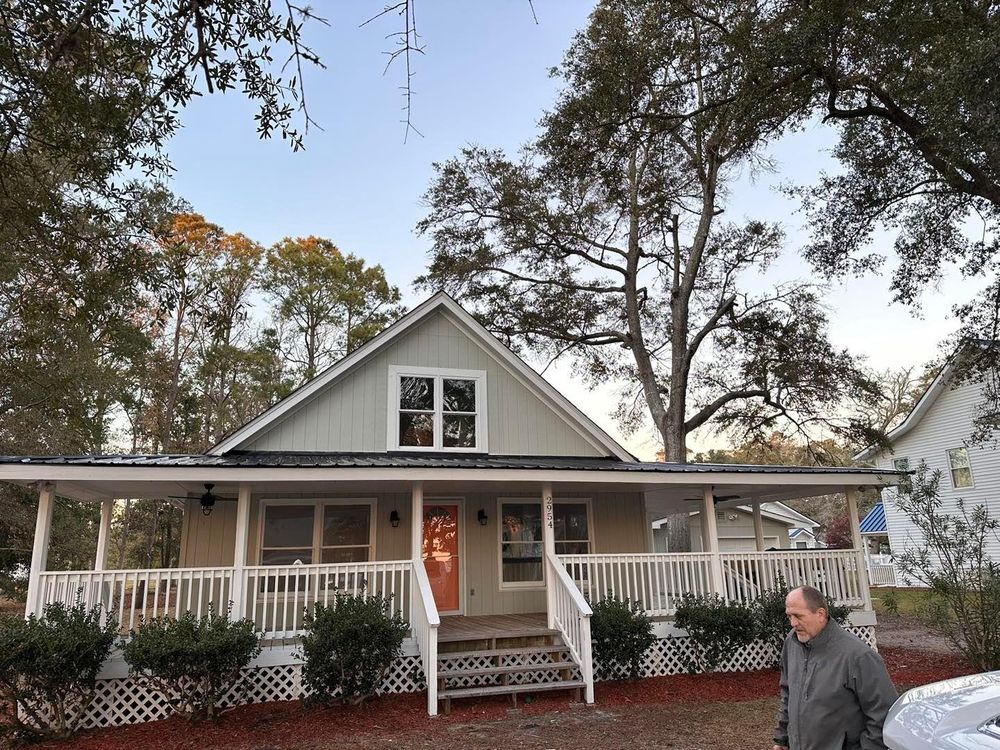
389 510 401 528
477 508 488 526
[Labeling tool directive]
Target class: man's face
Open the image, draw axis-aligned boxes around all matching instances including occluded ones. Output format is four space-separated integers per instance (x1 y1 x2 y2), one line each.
785 590 828 642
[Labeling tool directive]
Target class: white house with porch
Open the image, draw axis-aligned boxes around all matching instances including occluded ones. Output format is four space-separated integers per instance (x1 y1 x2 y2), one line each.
1 293 903 727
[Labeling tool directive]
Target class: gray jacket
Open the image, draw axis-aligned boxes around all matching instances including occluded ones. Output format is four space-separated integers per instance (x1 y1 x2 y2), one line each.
774 620 898 750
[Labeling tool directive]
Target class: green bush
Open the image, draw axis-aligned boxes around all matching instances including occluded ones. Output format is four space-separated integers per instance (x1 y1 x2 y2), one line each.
752 578 851 667
590 593 656 680
122 607 261 720
298 591 408 705
880 589 900 616
673 594 755 673
0 600 117 740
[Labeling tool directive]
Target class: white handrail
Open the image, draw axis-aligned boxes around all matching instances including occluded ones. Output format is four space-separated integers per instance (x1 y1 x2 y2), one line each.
718 549 867 607
546 552 594 703
410 560 440 716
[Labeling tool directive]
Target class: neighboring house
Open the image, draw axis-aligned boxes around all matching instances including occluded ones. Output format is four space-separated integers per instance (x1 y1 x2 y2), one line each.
788 527 825 550
650 502 820 552
859 502 896 587
854 350 998 586
0 292 903 727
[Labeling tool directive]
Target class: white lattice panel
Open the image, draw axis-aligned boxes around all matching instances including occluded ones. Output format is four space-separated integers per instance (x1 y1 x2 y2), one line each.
438 647 577 689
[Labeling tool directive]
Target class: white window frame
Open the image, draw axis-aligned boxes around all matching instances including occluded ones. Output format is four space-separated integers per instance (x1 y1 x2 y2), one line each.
387 365 487 452
892 457 910 472
946 447 975 489
496 497 593 591
256 498 378 565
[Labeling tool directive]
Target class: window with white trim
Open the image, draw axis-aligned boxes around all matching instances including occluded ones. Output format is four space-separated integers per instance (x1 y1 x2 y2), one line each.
947 447 974 488
498 499 592 588
389 366 486 451
892 457 910 472
554 502 590 555
259 501 375 565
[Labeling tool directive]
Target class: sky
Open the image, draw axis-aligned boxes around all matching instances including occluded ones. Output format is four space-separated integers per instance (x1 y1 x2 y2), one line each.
164 2 979 460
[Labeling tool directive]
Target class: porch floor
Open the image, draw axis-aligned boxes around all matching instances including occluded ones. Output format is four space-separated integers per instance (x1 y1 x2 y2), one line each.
439 612 551 643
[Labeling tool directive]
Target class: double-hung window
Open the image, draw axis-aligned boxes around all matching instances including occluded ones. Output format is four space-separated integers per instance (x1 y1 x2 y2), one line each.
947 447 974 488
260 501 375 566
498 498 592 589
389 366 486 451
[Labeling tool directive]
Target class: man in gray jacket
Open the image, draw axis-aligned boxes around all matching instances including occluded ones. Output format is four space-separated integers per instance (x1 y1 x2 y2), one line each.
773 585 898 750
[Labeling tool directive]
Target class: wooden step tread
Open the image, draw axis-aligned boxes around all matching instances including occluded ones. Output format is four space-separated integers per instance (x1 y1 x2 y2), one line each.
438 627 560 643
440 645 569 661
440 679 586 700
438 660 577 679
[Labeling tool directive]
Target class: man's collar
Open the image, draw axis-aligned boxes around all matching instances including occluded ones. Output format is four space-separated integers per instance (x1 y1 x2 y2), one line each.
798 617 838 650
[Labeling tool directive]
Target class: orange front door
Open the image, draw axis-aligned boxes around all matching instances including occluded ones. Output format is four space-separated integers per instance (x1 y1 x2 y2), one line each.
422 503 461 613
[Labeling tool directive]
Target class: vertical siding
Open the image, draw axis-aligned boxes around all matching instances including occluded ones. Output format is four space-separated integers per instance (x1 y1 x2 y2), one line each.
241 311 605 456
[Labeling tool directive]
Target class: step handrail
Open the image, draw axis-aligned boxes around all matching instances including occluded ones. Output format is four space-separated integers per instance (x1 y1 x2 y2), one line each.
545 552 594 703
410 560 440 716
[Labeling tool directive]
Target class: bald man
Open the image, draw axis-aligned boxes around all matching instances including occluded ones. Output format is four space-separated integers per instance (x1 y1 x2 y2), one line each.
773 586 897 750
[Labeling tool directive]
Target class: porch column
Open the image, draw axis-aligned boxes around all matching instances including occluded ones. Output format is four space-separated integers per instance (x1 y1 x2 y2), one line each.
844 486 873 610
700 486 726 597
94 498 114 571
24 482 55 617
541 481 555 628
411 481 423 560
229 483 252 620
751 501 765 552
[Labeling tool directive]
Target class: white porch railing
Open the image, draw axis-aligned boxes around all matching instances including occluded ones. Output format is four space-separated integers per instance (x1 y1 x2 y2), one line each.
559 552 716 617
36 567 235 633
409 560 440 715
869 563 897 587
545 553 594 703
242 561 411 639
719 549 868 608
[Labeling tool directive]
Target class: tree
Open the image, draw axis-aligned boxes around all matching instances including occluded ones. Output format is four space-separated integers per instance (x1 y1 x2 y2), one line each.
823 514 853 550
418 0 881 461
263 237 405 381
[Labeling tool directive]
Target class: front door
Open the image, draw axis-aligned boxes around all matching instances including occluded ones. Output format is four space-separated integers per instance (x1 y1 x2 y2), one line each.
422 502 462 614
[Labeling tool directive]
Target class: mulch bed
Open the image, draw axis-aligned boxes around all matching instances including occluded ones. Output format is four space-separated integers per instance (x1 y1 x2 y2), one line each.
16 646 971 750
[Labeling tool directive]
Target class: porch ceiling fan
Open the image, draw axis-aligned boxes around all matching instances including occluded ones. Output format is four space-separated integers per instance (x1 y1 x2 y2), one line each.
168 483 236 516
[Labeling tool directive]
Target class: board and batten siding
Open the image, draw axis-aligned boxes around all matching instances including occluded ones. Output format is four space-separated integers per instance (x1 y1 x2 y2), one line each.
179 490 648 617
875 377 1000 578
239 310 605 457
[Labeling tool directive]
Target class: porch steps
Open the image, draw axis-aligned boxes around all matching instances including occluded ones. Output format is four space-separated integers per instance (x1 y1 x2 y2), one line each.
438 679 587 709
438 660 578 679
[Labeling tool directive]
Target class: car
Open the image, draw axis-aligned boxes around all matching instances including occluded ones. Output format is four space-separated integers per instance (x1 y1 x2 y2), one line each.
884 671 1000 749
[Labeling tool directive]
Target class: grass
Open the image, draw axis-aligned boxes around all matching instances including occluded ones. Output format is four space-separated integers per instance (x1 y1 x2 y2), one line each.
870 586 935 616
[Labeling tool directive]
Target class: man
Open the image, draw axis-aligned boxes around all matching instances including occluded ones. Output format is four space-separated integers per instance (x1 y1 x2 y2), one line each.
774 586 898 750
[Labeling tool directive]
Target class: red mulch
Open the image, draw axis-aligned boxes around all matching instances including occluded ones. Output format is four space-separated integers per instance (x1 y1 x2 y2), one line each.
15 647 972 750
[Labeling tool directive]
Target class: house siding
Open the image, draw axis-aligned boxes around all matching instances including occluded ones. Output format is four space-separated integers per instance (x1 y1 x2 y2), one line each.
873 377 1000 576
686 511 793 552
240 311 605 457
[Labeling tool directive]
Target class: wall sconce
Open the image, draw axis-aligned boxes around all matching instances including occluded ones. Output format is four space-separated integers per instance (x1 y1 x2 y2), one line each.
477 509 488 526
389 510 401 528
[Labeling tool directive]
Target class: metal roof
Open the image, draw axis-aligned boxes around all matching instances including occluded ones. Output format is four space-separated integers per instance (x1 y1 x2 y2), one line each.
859 502 888 534
0 451 905 476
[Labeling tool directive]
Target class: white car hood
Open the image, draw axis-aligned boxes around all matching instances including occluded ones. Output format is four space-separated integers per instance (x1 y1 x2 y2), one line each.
885 672 1000 750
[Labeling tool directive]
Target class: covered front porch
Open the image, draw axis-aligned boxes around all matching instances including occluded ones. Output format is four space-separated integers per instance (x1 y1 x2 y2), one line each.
3 456 895 721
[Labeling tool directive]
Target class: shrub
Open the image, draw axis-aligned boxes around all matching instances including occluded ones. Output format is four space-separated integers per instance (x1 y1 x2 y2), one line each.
0 599 117 740
590 593 655 680
122 607 261 720
752 577 851 667
298 591 408 705
673 594 755 673
880 589 900 616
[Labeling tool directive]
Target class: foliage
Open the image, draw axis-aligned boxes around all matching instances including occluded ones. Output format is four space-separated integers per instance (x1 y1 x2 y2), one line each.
752 577 851 668
893 463 1000 671
672 594 755 673
417 0 882 461
824 514 853 550
590 593 656 680
0 600 117 740
298 592 408 706
880 590 900 617
121 608 261 721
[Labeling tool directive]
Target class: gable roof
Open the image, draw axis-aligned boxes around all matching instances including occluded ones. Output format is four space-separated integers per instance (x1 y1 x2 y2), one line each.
788 527 817 539
859 502 888 535
210 292 635 461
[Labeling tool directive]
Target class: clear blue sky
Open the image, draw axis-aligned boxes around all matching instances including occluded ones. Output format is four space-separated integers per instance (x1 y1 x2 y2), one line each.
165 3 976 459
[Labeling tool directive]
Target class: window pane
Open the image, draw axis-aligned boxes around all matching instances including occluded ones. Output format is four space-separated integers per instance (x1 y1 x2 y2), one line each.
442 414 476 448
400 412 434 446
261 548 313 566
262 505 313 548
948 448 970 469
953 467 974 488
443 379 476 412
323 505 371 546
501 503 542 547
555 540 590 555
554 503 589 542
892 457 910 471
321 547 370 563
501 543 542 583
400 376 434 410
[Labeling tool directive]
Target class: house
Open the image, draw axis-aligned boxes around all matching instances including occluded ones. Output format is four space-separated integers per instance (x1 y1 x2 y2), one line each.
0 292 902 726
788 527 824 550
854 347 997 586
859 502 895 586
651 502 820 552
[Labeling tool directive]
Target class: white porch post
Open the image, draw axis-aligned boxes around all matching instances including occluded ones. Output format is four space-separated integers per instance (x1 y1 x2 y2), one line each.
844 486 873 610
411 481 424 561
94 498 114 571
25 482 55 617
751 501 765 552
542 481 555 628
701 486 726 598
230 483 252 620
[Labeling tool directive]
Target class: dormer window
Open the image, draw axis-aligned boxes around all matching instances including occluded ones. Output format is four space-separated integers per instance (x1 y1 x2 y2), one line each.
388 366 486 451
